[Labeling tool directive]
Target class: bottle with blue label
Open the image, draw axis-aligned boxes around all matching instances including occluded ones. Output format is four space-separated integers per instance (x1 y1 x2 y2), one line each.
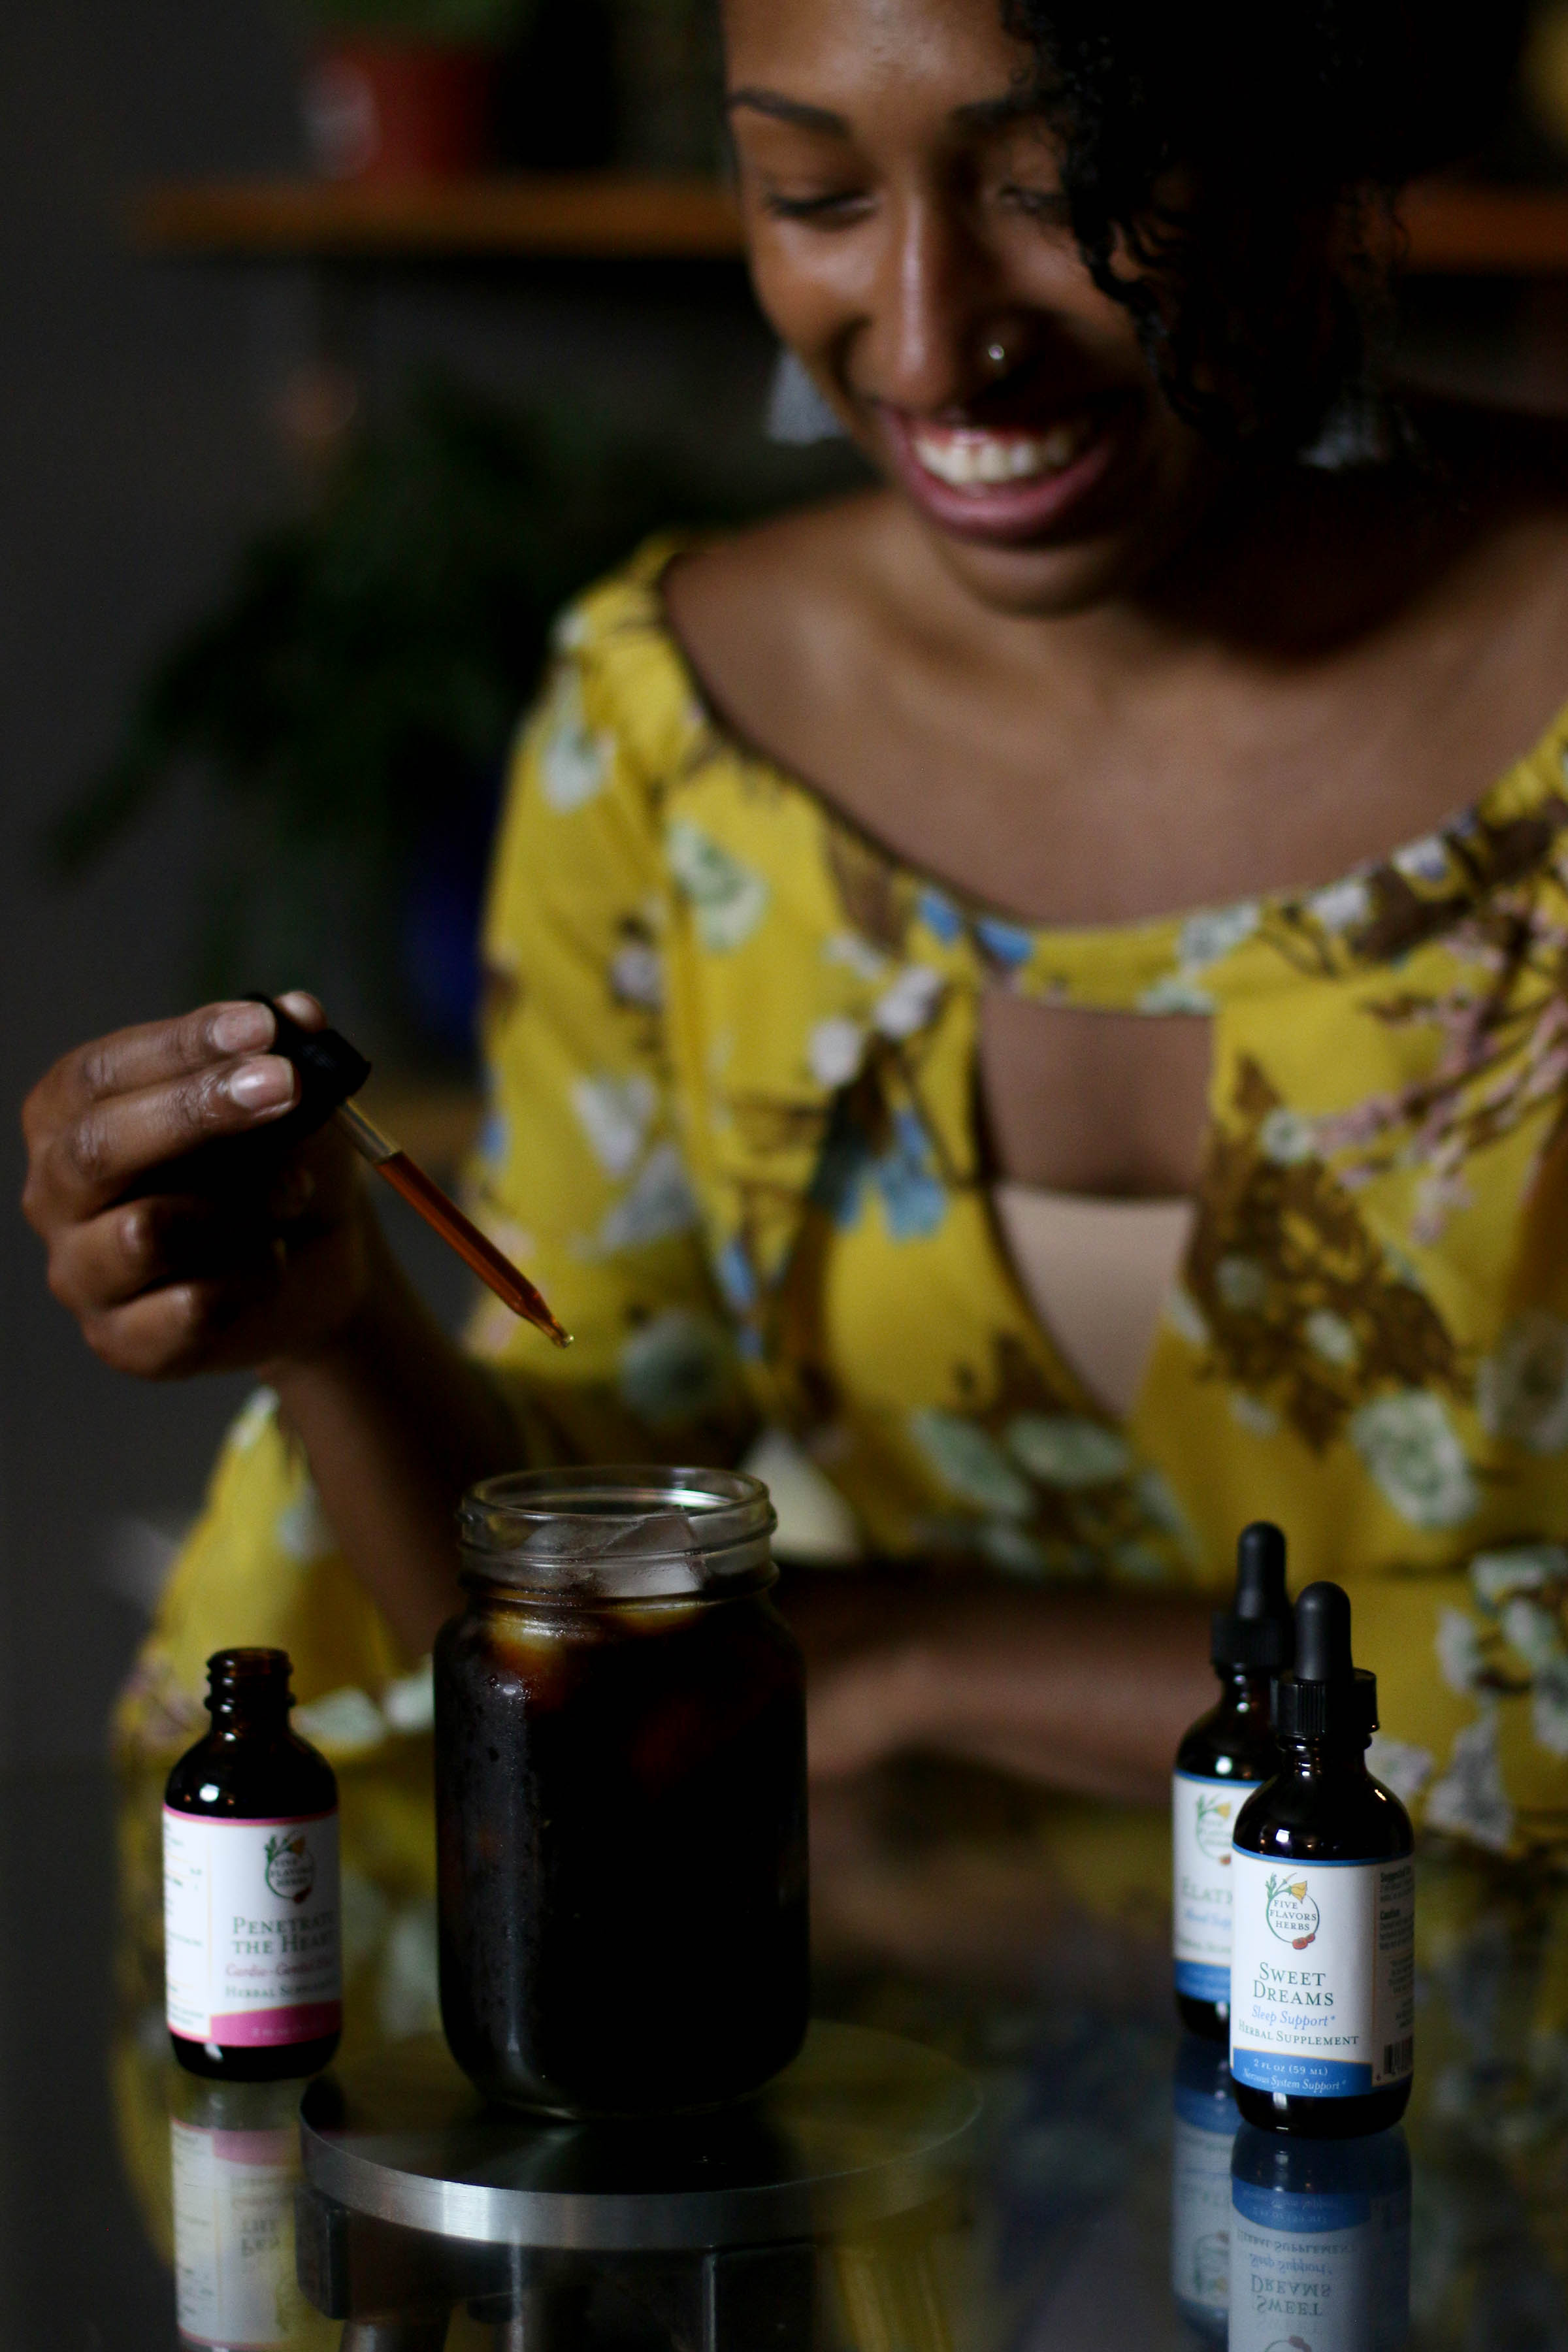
1173 1522 1294 2041
1228 2121 1411 2350
1230 1584 1414 2138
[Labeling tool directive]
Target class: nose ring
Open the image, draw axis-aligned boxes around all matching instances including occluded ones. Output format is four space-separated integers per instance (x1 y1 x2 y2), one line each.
983 335 1013 376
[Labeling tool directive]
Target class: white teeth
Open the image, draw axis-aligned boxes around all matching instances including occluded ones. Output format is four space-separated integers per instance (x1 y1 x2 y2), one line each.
910 416 1093 489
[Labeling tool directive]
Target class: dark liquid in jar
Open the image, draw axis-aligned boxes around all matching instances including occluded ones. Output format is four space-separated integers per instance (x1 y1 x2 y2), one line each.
435 1586 809 2115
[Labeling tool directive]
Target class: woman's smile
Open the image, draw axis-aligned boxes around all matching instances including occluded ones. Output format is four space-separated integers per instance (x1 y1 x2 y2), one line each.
879 397 1132 544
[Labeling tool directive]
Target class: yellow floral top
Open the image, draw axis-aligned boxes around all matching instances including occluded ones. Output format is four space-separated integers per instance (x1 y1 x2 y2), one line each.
122 536 1568 1860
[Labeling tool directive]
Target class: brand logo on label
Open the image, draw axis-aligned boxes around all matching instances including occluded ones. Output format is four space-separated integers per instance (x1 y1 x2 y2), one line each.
1264 1872 1319 1950
1195 1792 1233 1863
1263 2339 1313 2351
1192 2232 1227 2296
263 1831 315 1904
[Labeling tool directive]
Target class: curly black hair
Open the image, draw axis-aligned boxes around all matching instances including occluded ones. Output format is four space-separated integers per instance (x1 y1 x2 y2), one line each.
1004 0 1529 451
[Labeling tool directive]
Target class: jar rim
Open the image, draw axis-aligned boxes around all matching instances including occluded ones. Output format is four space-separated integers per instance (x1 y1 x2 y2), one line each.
457 1465 777 1600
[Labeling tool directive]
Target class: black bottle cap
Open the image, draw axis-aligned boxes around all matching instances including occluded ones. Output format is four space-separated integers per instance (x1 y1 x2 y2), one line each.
1211 1520 1294 1669
1272 1581 1379 1742
242 994 371 1153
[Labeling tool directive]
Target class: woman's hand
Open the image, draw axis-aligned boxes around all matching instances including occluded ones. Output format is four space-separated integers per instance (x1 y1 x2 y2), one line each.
21 994 374 1380
781 1566 1213 1805
808 1644 940 1780
24 991 525 1652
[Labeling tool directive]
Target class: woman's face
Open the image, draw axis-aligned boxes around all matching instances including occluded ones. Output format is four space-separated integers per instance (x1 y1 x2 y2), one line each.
725 0 1220 616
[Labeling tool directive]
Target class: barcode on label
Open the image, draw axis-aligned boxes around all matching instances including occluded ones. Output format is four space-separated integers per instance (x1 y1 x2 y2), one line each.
1382 2036 1413 2076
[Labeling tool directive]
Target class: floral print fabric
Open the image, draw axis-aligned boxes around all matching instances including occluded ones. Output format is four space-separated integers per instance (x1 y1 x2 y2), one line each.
120 537 1568 1858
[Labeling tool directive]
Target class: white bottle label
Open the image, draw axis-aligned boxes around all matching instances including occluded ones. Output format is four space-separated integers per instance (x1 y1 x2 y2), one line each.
171 2116 303 2347
163 1808 341 2048
1229 1848 1414 2098
1173 1770 1247 2003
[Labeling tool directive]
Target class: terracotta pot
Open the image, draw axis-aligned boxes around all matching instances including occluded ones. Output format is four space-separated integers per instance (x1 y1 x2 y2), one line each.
303 40 498 182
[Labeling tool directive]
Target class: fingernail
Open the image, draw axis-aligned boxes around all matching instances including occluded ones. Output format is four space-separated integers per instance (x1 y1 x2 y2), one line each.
227 1056 295 1111
212 1004 273 1053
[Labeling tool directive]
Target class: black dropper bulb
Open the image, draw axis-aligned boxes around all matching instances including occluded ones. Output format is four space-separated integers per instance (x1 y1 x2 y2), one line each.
1296 1582 1351 1684
244 994 370 1151
1212 1520 1294 1670
1273 1580 1378 1743
1236 1522 1287 1618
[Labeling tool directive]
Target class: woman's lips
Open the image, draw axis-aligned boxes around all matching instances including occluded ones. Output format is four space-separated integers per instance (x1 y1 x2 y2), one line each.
879 403 1125 544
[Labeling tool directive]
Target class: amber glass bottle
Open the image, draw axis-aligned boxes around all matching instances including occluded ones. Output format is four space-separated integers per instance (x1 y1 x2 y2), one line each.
163 1649 342 2081
1173 1522 1294 2042
1230 1586 1414 2138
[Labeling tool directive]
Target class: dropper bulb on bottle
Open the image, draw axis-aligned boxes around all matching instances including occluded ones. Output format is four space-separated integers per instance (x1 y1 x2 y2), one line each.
1295 1581 1354 1684
1235 1521 1288 1620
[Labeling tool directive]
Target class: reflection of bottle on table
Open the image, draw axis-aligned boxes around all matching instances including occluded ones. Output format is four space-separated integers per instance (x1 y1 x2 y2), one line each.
1228 2123 1411 2352
169 2074 330 2350
1170 2035 1238 2342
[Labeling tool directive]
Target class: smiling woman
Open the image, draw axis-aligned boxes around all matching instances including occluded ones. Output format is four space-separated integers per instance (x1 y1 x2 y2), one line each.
25 0 1568 1916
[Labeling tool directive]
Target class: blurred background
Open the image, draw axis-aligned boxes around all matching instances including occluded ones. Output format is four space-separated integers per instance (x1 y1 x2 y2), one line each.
12 0 1568 1767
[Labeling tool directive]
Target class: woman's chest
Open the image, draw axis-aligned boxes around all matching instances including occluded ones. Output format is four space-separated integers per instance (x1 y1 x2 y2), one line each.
655 749 1568 1380
798 651 1553 933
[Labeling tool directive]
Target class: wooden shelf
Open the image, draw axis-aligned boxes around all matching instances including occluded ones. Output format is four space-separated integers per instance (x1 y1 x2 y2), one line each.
131 174 745 260
131 172 1568 272
1398 181 1568 274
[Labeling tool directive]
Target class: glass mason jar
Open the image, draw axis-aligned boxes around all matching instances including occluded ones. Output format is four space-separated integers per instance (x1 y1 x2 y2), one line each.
435 1467 809 2117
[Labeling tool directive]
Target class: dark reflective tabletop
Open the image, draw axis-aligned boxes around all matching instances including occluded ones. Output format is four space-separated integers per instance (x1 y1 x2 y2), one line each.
10 1761 1567 2348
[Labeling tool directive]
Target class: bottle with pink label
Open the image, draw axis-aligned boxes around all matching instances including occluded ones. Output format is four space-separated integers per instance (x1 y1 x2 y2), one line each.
163 1648 342 2081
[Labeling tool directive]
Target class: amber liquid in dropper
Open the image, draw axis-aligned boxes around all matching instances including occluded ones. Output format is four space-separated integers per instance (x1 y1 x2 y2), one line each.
374 1152 572 1347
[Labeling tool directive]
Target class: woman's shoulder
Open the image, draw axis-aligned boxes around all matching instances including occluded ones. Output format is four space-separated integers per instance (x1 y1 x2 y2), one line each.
526 495 885 765
486 504 889 936
661 489 915 748
521 529 713 798
553 492 890 657
664 487 902 610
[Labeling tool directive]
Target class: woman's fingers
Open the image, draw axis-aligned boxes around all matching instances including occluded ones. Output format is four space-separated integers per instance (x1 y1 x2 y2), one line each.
20 994 333 1226
25 1052 299 1224
78 1204 367 1380
80 1260 283 1381
20 992 371 1381
275 990 324 1028
44 1193 248 1312
41 1000 276 1117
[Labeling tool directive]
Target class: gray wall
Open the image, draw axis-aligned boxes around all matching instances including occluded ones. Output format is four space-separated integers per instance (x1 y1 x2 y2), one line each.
0 0 841 1766
3 1 301 1769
